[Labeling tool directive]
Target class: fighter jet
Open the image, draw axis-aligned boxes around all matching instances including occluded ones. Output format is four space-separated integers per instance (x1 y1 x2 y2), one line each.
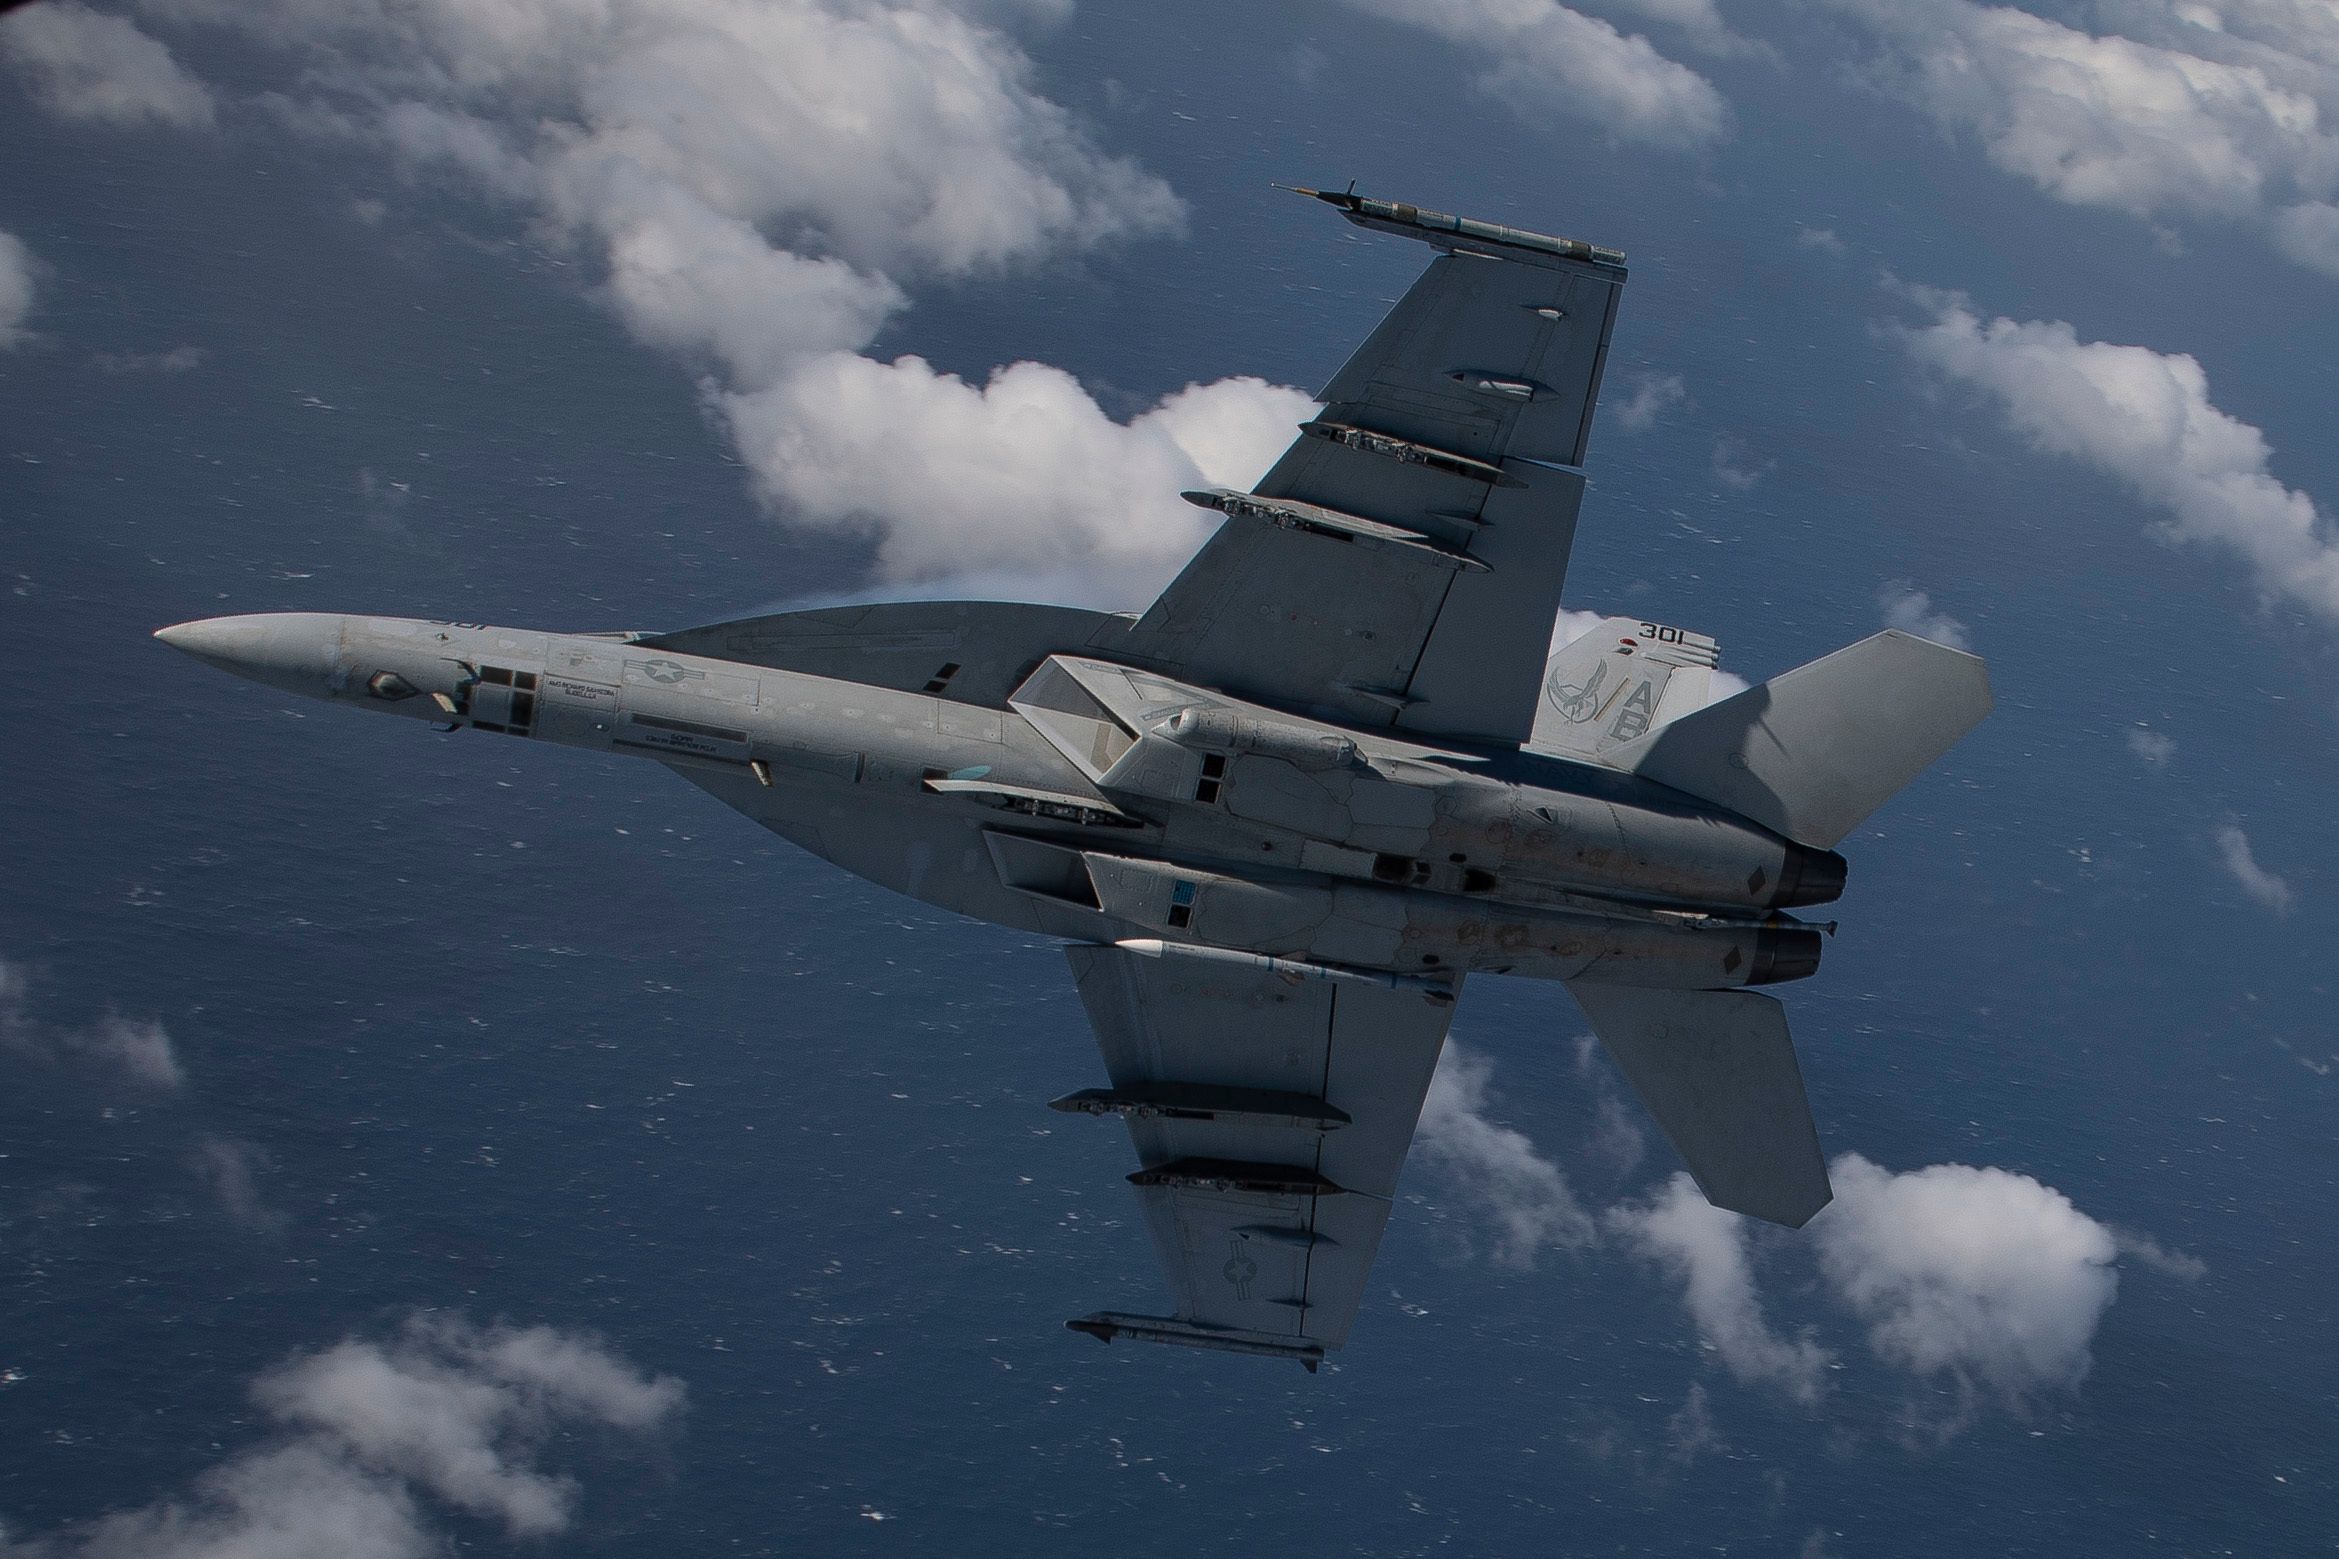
157 189 1991 1369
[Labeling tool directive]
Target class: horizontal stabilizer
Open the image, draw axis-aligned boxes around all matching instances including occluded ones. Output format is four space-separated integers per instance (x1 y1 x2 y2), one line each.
1610 630 1990 849
1568 982 1830 1227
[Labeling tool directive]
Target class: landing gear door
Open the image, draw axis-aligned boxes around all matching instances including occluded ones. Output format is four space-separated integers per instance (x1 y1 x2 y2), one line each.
536 639 625 744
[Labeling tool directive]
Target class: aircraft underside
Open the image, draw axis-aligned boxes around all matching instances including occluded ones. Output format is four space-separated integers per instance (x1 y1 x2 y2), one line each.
156 189 1992 1367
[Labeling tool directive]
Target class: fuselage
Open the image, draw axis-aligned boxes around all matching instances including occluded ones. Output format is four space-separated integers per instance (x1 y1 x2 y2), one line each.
156 612 1843 990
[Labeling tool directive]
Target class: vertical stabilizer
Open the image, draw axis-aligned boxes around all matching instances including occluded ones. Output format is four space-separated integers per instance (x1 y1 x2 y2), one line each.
1527 618 1720 766
1608 629 1991 849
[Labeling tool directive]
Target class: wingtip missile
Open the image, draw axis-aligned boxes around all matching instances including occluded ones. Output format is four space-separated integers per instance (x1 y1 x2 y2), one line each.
1276 181 1361 211
1278 181 1626 270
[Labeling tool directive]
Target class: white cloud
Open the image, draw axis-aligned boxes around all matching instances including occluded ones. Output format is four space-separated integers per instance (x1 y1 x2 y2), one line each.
1818 0 2339 275
1813 1153 2119 1406
192 1135 285 1232
1330 0 1730 148
2212 819 2295 912
2093 1 2339 100
1611 371 1687 432
526 0 1162 265
721 360 1315 605
1607 1173 1834 1404
118 0 1309 602
2269 196 2339 275
254 1315 681 1535
1417 1040 1599 1265
2110 1225 2208 1281
1665 1382 1722 1462
1796 224 1847 253
1877 580 1973 650
1586 1093 1649 1180
72 1013 185 1089
1589 0 1768 59
599 209 903 388
0 958 184 1089
0 1313 681 1558
1901 292 2339 629
1712 433 1772 489
1570 1034 1648 1178
0 230 34 350
7 1441 435 1559
1548 608 1612 654
2 1 216 128
2126 724 2177 766
1606 1150 2200 1427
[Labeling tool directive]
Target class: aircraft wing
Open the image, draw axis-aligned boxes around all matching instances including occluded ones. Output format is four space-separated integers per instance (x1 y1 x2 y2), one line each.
1116 190 1626 746
1056 940 1455 1369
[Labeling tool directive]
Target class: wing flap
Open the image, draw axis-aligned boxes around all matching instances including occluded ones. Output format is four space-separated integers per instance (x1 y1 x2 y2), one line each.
1398 466 1587 739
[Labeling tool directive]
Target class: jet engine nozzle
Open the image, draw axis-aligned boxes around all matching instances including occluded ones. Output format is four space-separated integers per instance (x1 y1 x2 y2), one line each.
1747 923 1825 985
154 613 350 701
1771 845 1848 909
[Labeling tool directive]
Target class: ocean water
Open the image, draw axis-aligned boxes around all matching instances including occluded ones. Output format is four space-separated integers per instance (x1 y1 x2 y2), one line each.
4 11 2338 1554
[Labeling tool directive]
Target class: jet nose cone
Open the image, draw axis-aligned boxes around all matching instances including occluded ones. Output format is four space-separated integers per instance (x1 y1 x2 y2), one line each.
151 620 217 653
154 613 350 700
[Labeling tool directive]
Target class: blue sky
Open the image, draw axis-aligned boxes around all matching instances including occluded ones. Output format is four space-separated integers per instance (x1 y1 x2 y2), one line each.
3 1 2336 1553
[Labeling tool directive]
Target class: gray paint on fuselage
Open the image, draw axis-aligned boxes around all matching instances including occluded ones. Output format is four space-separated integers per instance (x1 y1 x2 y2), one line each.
168 613 1826 988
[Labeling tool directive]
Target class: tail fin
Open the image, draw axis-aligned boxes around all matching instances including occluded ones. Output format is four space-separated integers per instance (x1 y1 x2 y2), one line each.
1609 629 1991 849
1569 981 1830 1227
1528 617 1721 765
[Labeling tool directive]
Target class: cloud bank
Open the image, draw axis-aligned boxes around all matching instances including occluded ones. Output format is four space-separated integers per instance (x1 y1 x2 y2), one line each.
723 356 1309 590
1 1 216 129
41 0 1314 606
2213 819 2295 912
1331 0 1731 148
1877 581 1974 650
1901 291 2339 630
0 1313 683 1558
1610 1153 2165 1423
1814 1154 2120 1405
1608 1174 1834 1404
1422 1028 2190 1427
1611 371 1687 432
0 957 184 1089
1417 1040 1599 1265
1820 0 2339 277
2126 724 2176 767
